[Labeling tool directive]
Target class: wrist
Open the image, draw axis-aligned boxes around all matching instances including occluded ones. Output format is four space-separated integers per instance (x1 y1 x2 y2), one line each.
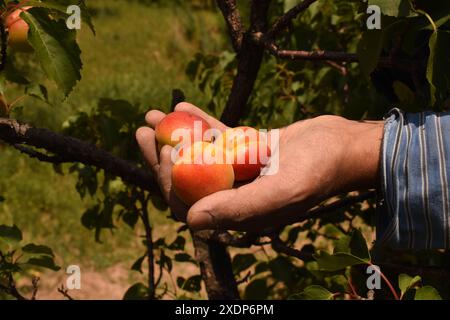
346 120 384 191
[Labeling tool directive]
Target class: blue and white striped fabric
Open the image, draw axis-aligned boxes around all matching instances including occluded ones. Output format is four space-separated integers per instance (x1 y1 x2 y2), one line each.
378 108 450 249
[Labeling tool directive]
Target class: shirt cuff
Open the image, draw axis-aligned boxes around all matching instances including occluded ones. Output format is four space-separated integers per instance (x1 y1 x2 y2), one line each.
377 108 450 249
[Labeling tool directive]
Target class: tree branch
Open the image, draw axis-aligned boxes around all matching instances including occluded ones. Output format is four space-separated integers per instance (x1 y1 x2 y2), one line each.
294 191 377 224
267 0 318 39
13 144 67 164
191 230 240 299
270 234 313 261
252 33 420 71
31 277 39 300
138 193 155 300
220 0 271 127
209 231 260 248
57 285 74 300
216 0 244 52
0 118 162 196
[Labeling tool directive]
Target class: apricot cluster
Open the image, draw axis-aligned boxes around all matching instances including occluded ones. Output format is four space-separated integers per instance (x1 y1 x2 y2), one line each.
155 111 271 205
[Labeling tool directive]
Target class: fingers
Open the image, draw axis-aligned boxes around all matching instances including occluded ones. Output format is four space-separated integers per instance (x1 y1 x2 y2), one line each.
159 144 190 221
175 102 228 131
136 127 160 175
145 110 166 129
187 176 281 231
158 145 174 199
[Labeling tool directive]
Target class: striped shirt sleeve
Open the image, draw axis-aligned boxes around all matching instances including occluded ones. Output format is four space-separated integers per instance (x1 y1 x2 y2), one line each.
377 108 450 249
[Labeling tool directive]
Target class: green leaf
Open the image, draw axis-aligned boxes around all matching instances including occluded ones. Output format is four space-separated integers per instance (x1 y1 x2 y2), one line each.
368 0 411 17
357 30 383 77
427 31 438 105
244 278 269 300
0 225 23 243
22 8 82 96
284 0 301 12
393 81 415 104
334 234 351 254
314 251 368 272
290 285 333 300
81 206 100 230
25 256 60 271
177 275 202 292
333 230 370 260
349 229 370 261
158 250 172 272
269 256 296 284
415 286 442 300
232 254 257 274
0 261 21 273
398 274 421 296
254 262 269 275
426 31 450 106
122 210 139 229
174 253 196 264
26 0 95 35
123 283 148 300
25 84 49 103
131 255 146 274
22 243 54 257
168 236 186 251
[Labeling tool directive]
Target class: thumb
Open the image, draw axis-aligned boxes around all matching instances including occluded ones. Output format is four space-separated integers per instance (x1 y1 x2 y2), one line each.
187 176 278 231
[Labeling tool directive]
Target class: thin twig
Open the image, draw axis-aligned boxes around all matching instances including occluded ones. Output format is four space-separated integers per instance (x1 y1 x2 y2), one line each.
267 0 318 39
31 276 40 300
293 191 377 225
138 193 155 300
236 271 252 285
57 285 74 300
368 262 400 300
252 33 421 72
270 234 313 261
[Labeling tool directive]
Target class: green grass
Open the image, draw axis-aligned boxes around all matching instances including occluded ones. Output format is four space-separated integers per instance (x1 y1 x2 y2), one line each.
0 0 226 272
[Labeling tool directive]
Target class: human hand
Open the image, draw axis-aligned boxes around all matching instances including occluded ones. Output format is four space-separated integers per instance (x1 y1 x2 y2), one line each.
137 103 384 231
136 102 228 222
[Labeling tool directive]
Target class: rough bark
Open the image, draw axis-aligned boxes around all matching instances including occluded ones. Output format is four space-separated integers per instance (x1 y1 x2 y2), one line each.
192 231 239 299
220 0 271 127
0 118 161 195
216 0 244 52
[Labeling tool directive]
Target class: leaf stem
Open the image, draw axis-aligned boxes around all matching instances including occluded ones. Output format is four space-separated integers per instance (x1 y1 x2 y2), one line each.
368 262 400 300
415 9 437 33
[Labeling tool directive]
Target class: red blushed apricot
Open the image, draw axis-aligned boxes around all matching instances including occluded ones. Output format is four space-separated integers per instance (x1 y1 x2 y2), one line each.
232 141 271 181
214 127 271 181
5 6 32 27
155 111 211 148
6 6 33 52
172 142 234 205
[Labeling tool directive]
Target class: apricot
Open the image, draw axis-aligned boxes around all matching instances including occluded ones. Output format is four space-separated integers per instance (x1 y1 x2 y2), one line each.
214 126 271 181
172 142 234 205
6 6 33 52
155 111 211 148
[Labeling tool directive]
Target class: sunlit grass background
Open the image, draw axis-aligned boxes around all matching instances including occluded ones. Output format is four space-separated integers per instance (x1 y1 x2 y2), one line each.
0 0 227 297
